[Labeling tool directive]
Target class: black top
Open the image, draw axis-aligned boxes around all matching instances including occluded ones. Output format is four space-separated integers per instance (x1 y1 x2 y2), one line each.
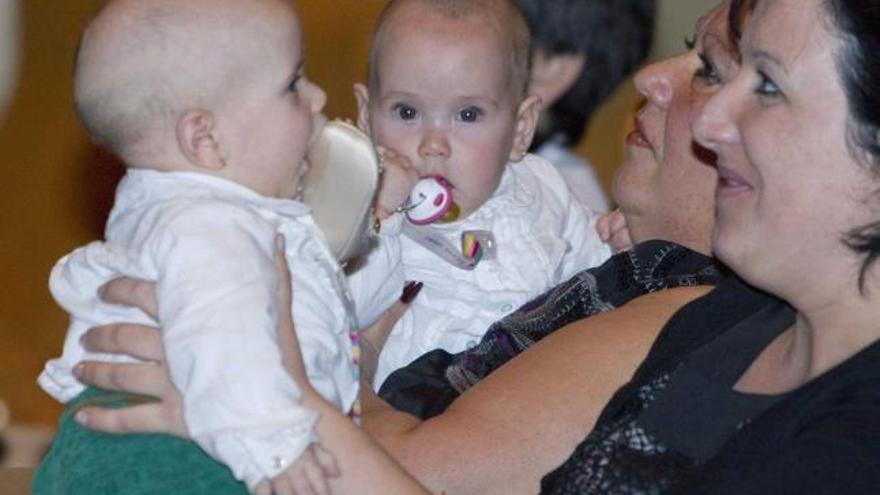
540 277 790 493
676 322 880 494
542 277 880 494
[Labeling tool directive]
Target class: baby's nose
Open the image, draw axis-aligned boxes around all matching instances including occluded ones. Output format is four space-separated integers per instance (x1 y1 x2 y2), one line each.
418 129 450 159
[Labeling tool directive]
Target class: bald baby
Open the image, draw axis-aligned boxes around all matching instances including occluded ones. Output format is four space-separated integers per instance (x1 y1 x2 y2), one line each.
45 2 337 493
74 0 298 162
367 0 531 97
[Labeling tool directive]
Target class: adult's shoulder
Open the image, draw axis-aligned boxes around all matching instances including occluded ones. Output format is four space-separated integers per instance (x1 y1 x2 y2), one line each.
636 277 784 381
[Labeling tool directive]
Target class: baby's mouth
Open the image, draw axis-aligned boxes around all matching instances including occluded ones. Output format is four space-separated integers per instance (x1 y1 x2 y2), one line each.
404 175 460 225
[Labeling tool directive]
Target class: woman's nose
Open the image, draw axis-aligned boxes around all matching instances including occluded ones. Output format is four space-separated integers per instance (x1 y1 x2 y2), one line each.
693 83 741 151
634 58 676 109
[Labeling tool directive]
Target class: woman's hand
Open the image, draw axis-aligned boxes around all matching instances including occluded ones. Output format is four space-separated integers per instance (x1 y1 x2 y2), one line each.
73 277 188 437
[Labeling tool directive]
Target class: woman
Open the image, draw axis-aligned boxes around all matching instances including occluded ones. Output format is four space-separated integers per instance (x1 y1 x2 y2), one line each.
542 0 880 492
64 3 735 493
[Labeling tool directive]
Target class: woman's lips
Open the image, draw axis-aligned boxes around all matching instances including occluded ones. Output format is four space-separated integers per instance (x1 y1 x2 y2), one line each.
625 116 651 148
715 165 752 197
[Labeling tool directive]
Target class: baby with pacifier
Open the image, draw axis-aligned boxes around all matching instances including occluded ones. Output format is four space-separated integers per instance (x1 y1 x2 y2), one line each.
348 0 612 387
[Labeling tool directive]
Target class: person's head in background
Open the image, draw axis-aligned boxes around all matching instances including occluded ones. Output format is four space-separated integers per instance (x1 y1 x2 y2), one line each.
74 0 327 200
611 0 740 256
515 0 655 150
355 0 541 219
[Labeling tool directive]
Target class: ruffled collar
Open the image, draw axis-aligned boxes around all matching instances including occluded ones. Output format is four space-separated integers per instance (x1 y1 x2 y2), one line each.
114 169 311 220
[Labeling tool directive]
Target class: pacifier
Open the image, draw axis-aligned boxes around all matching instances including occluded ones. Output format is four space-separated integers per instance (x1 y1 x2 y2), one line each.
403 176 460 225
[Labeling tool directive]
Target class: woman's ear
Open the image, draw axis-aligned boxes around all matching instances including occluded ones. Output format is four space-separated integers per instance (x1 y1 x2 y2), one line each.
353 83 372 135
528 51 586 108
176 109 226 170
509 94 542 162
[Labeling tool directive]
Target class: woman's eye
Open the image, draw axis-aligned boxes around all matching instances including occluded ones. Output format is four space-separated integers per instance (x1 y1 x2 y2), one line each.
756 71 782 99
458 107 483 123
694 52 721 85
393 104 419 120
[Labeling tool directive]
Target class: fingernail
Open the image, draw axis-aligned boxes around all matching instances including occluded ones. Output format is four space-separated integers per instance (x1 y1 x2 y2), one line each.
97 283 108 301
75 410 88 426
73 363 84 378
399 281 423 304
275 234 285 252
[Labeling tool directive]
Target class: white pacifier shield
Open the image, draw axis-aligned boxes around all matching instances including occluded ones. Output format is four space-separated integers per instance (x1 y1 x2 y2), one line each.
405 176 453 225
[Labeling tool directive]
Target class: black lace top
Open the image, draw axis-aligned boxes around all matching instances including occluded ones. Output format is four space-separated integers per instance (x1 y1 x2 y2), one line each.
540 277 793 494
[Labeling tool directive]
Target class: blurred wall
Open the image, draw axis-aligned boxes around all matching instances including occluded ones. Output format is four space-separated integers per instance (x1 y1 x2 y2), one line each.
0 0 719 428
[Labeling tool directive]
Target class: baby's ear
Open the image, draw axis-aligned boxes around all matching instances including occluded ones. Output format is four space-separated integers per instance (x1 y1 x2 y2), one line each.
176 110 226 170
509 95 542 162
353 83 372 135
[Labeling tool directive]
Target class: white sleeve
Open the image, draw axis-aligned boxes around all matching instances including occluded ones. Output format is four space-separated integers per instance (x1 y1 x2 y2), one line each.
40 242 156 403
557 189 612 281
151 203 317 490
346 215 406 328
525 156 611 281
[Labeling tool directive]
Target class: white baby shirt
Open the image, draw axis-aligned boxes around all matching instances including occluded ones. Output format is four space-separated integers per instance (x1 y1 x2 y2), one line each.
348 154 612 388
537 136 610 214
39 170 359 490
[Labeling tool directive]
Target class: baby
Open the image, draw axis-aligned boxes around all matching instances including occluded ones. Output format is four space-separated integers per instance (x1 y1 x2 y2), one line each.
36 0 352 493
348 0 612 387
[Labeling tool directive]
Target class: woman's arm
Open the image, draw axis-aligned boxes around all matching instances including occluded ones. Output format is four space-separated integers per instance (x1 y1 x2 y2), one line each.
356 285 712 495
76 269 711 494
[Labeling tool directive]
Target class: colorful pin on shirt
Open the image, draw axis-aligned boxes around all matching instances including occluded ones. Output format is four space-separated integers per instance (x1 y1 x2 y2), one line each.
462 232 484 264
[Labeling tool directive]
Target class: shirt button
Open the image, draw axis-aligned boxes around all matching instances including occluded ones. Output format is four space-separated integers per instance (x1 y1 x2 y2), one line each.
271 455 287 470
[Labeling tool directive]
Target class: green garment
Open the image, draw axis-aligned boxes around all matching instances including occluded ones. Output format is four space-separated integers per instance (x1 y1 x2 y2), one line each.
32 388 247 495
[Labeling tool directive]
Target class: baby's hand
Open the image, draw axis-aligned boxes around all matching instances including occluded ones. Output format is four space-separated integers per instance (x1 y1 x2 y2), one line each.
375 146 419 220
596 209 633 253
253 443 340 495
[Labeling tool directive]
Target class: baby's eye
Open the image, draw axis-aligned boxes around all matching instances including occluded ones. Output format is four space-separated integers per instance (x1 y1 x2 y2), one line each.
458 106 483 123
392 103 419 120
288 71 305 93
288 78 300 93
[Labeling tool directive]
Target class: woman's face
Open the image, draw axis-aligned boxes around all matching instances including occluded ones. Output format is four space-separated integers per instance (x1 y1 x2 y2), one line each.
693 0 877 298
611 0 738 254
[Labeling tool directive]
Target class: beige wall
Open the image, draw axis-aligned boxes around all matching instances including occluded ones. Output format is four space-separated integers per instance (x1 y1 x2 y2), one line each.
0 0 719 427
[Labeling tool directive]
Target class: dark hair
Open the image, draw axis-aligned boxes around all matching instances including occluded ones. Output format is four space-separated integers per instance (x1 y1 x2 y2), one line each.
514 0 655 148
728 0 757 44
825 0 880 291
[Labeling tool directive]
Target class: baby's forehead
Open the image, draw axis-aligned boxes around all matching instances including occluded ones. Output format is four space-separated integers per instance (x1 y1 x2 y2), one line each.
376 6 512 68
369 0 529 96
